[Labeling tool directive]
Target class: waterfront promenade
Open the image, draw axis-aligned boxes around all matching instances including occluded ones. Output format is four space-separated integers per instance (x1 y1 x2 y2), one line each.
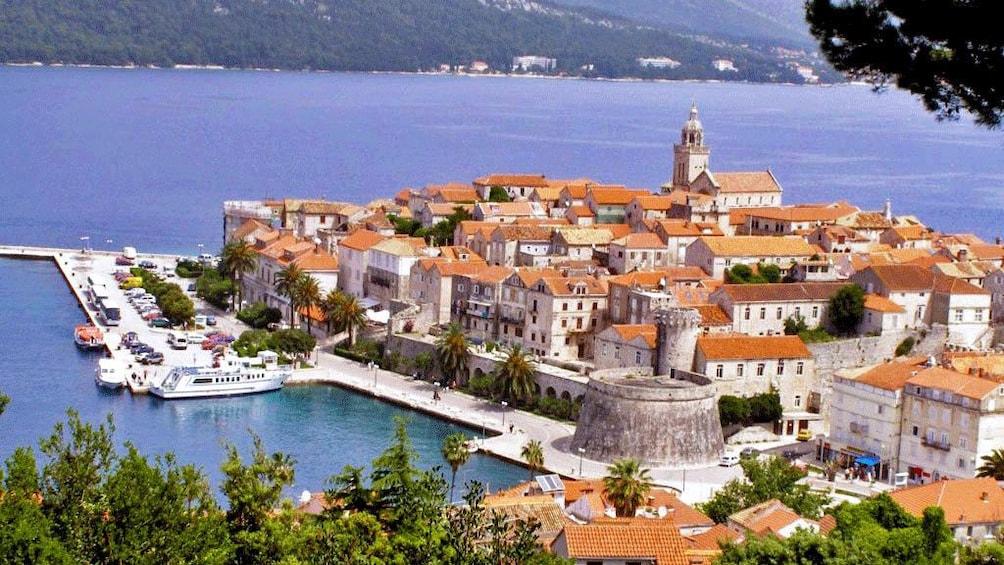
1 244 890 504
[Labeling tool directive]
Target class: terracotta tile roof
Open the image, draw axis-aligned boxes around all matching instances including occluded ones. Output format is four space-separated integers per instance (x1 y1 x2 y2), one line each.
475 201 546 217
589 187 652 205
539 276 609 297
654 219 724 237
424 181 475 195
428 259 489 276
945 353 1004 380
611 324 657 348
708 171 782 193
394 188 412 203
474 174 548 187
728 499 806 537
370 237 426 257
888 225 930 241
889 477 1004 526
817 514 837 536
611 233 665 249
718 281 846 303
568 204 595 217
491 225 555 242
608 267 709 287
864 293 906 313
907 254 952 269
338 229 388 251
697 236 818 257
933 262 988 279
906 366 1001 400
697 335 811 361
598 224 634 239
840 211 892 230
685 523 742 551
425 202 474 216
882 248 938 264
232 218 272 240
292 248 339 271
562 479 605 505
556 227 616 246
932 273 989 295
255 230 282 247
514 218 571 226
632 195 678 210
559 521 689 565
968 244 1004 260
299 200 350 215
744 202 859 223
483 495 572 544
510 267 563 288
531 186 563 201
560 183 591 199
471 265 516 284
865 264 935 291
693 304 731 326
850 357 929 391
676 286 716 306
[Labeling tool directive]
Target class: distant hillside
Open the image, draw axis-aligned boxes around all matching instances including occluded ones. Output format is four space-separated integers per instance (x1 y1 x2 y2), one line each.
0 0 826 82
551 0 815 48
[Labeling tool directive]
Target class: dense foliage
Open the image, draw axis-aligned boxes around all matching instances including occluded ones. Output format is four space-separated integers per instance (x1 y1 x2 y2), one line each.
232 328 316 359
235 301 283 329
725 263 781 284
807 0 1004 128
0 0 813 82
0 409 570 563
698 455 829 524
828 284 866 335
719 392 783 427
132 267 195 325
196 268 235 310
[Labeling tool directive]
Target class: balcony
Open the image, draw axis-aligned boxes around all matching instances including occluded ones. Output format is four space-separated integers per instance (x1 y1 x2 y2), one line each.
922 437 952 451
849 421 869 434
499 309 524 325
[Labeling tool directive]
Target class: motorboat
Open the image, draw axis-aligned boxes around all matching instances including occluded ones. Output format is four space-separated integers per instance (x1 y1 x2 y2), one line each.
150 350 292 400
74 324 105 350
95 358 126 390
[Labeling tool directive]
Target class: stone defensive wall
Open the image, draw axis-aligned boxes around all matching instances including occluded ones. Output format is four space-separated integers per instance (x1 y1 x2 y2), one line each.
571 368 724 469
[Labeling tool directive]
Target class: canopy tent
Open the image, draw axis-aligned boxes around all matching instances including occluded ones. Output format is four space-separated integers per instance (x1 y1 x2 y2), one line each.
855 455 880 467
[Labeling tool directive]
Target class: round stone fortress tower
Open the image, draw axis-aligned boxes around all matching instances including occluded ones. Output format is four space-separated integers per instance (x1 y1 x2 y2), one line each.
571 307 723 468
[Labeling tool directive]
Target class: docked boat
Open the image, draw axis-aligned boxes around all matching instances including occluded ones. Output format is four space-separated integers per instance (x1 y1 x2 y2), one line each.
150 350 292 400
74 324 104 350
95 358 126 390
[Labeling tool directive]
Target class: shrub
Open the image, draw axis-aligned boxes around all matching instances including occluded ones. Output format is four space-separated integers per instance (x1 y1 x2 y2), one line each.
237 302 282 329
175 259 204 278
799 326 837 343
895 336 916 357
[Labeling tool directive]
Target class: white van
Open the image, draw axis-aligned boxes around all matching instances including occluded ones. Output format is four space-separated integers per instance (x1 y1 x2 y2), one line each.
719 453 741 467
167 332 189 350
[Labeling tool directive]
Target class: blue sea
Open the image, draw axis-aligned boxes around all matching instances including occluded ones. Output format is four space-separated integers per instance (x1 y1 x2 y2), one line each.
1 67 1002 496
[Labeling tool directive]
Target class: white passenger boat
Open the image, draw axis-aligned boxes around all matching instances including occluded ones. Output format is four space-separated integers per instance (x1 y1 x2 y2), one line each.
95 358 126 390
74 324 104 350
150 350 292 400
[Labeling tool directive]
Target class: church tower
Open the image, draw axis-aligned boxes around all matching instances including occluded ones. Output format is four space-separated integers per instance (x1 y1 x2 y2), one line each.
666 104 710 192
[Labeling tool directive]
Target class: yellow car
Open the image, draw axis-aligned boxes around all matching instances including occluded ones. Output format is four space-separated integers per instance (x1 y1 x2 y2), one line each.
796 429 814 441
119 276 144 290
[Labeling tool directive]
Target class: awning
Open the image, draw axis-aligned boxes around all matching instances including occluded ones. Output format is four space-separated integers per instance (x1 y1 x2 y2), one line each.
855 455 880 466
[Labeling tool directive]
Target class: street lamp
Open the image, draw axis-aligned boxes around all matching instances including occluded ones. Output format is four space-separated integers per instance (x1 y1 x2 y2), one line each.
79 235 90 253
578 447 585 476
197 243 204 257
501 401 508 429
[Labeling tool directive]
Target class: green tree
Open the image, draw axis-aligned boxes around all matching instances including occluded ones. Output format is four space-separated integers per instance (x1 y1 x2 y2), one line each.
748 392 783 424
321 289 367 346
520 439 545 482
220 240 258 310
494 343 537 406
602 458 652 517
488 186 511 202
292 274 322 333
829 284 866 335
699 455 829 523
268 328 317 359
977 449 1004 480
414 351 435 379
0 392 7 417
719 395 752 426
220 433 296 565
725 263 756 284
759 263 781 283
158 287 196 326
783 314 809 335
441 432 471 503
0 447 72 564
274 263 305 328
806 0 1004 128
435 323 470 387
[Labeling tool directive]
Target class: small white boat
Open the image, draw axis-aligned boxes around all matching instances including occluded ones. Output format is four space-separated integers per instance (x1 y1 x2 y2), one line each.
95 358 126 390
150 350 292 400
74 324 104 350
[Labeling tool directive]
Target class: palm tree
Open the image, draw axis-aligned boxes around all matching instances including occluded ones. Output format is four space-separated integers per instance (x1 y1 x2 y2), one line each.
602 458 653 517
292 274 321 332
435 323 469 387
322 290 367 346
441 432 471 503
977 450 1004 479
220 240 257 311
520 439 544 482
274 263 304 327
494 343 536 406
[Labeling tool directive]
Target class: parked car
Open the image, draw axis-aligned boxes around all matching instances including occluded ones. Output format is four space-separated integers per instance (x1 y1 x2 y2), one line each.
139 351 164 365
142 310 164 321
132 345 154 359
796 429 814 441
740 447 760 460
120 331 139 347
149 317 171 328
138 259 156 269
187 332 206 343
115 255 135 266
187 283 197 292
205 315 217 326
719 453 741 467
128 341 148 354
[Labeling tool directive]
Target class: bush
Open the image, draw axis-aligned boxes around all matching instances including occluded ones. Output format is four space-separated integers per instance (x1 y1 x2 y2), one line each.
237 302 282 329
175 259 204 278
719 392 782 426
196 269 234 310
799 326 837 343
895 336 916 357
719 395 751 426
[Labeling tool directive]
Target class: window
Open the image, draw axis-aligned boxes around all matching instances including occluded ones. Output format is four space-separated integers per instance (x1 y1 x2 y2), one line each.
960 436 968 449
737 365 744 377
473 284 480 294
912 425 919 436
976 310 985 321
760 307 766 320
576 318 583 329
562 303 568 311
756 363 765 376
796 362 804 375
561 319 567 328
794 395 802 407
458 284 465 292
776 307 783 320
744 307 751 320
614 347 621 359
812 306 819 318
716 364 724 378
578 301 584 310
777 361 785 375
531 332 536 342
955 309 964 322
592 302 598 310
635 351 642 364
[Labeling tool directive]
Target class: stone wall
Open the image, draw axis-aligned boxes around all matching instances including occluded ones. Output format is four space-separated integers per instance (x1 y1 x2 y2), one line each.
571 369 724 468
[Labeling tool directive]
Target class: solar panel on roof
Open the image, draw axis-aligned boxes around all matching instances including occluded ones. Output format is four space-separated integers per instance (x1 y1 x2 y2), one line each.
535 474 564 493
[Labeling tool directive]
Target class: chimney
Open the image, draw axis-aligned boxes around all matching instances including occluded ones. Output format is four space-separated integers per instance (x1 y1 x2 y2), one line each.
982 491 990 502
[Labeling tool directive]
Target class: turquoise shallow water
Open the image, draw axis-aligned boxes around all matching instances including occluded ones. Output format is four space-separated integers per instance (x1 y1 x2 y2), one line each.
0 258 524 499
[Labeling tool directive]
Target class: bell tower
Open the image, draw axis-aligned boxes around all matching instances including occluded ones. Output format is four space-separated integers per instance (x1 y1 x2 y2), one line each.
666 104 710 192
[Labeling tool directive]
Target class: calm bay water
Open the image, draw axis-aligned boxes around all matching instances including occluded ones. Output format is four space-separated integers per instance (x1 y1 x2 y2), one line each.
1 66 1003 495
